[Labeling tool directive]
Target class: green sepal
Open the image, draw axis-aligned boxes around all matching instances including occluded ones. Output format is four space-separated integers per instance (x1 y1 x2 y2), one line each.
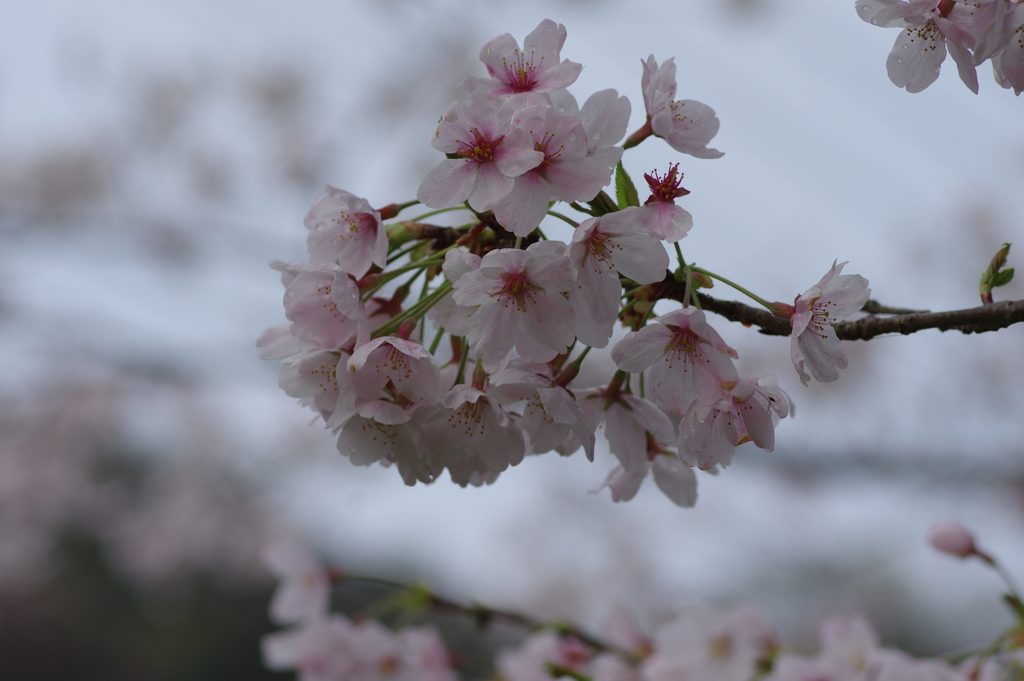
615 161 640 209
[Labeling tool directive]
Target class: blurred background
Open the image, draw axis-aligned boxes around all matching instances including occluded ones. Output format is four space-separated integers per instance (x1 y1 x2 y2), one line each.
2 0 1023 678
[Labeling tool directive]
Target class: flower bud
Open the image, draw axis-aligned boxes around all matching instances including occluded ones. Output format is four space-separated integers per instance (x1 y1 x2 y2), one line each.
928 522 977 558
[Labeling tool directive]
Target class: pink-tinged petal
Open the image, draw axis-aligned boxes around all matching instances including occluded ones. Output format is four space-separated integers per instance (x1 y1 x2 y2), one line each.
677 402 739 470
947 40 979 93
569 286 612 349
417 158 478 209
637 201 693 243
737 392 775 452
521 293 576 353
546 156 614 203
493 128 546 177
795 325 847 384
598 465 647 502
652 455 698 507
887 24 946 92
662 100 724 159
466 296 522 364
611 324 676 373
514 331 560 364
575 262 622 330
994 17 1024 95
541 387 596 461
857 0 914 27
493 171 552 237
534 59 584 92
522 19 568 61
466 161 516 212
607 232 669 285
257 323 308 360
580 89 631 152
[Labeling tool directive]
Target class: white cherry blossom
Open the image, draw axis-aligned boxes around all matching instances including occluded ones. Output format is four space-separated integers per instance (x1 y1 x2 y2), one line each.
790 261 870 386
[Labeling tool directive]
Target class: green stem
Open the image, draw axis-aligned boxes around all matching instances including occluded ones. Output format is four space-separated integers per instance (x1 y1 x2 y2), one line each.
453 338 470 386
428 327 445 355
407 206 466 222
373 282 452 338
692 267 774 310
547 210 580 228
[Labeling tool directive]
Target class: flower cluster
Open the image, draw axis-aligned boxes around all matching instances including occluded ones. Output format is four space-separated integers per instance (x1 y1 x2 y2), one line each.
261 541 1005 681
261 543 458 681
857 0 1024 94
258 19 870 506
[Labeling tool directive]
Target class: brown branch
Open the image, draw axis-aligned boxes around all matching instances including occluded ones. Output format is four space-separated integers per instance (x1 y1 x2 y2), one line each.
687 292 1024 340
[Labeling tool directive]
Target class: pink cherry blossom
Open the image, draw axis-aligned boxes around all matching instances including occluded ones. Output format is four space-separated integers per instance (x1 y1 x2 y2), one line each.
303 185 387 279
277 350 347 424
452 241 577 364
677 375 790 471
422 384 526 481
636 164 693 243
417 91 543 212
569 210 669 348
496 631 591 681
642 605 777 681
493 105 614 237
462 19 583 110
993 4 1024 95
790 261 870 386
336 405 443 486
263 541 331 625
488 359 596 459
856 0 1009 93
271 260 368 351
347 336 443 408
611 307 739 412
641 56 724 159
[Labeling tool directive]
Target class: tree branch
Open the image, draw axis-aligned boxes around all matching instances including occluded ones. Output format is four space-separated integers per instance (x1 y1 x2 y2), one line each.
687 292 1024 340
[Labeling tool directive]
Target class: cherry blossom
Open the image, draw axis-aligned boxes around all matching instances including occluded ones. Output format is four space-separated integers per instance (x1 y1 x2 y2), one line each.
764 615 963 681
263 614 457 681
488 359 596 459
303 185 387 279
496 631 591 681
790 261 871 386
611 307 739 412
993 4 1024 95
641 56 724 159
635 164 693 243
568 210 669 348
452 241 577 364
271 260 368 351
336 406 443 486
421 383 526 481
676 375 789 471
493 104 614 237
642 605 777 681
461 19 583 109
277 350 348 424
417 91 543 212
855 0 1010 93
263 542 330 625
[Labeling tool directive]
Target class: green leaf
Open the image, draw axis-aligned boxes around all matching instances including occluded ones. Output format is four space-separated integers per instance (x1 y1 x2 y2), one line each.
615 162 640 209
993 268 1015 288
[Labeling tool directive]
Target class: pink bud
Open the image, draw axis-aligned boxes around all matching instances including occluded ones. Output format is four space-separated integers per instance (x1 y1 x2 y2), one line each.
928 522 977 558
